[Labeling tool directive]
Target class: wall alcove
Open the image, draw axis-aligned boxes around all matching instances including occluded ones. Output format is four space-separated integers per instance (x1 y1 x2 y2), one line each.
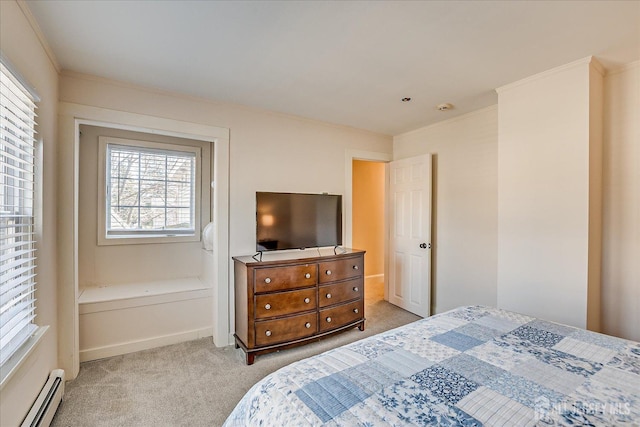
76 125 215 361
58 103 230 379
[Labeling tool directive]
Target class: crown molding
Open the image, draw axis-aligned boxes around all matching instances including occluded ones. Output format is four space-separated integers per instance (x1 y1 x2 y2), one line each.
605 60 640 77
60 70 392 138
496 56 599 94
17 0 61 73
396 104 498 138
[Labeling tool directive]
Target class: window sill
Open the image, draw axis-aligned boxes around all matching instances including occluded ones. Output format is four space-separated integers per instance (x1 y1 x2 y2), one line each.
0 325 50 391
97 234 200 246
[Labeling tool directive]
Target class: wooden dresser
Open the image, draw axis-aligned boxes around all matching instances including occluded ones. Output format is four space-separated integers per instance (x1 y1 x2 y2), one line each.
233 249 365 364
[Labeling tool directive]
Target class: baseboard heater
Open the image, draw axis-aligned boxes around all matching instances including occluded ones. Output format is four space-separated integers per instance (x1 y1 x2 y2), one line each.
21 369 65 427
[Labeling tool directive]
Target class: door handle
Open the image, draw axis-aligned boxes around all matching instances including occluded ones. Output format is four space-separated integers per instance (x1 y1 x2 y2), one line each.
419 242 431 249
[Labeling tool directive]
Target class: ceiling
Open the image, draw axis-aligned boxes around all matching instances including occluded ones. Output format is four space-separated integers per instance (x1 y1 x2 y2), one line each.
25 1 640 136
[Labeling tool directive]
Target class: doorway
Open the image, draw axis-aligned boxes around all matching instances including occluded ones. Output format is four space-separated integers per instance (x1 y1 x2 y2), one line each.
352 159 386 304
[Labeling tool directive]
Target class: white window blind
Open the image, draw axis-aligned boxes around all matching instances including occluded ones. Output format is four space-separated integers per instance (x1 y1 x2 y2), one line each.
0 61 39 366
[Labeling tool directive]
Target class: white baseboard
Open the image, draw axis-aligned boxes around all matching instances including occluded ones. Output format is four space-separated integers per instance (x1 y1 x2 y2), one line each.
79 327 212 362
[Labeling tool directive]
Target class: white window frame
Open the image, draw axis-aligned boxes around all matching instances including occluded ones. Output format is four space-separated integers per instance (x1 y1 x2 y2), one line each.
97 136 202 246
0 56 48 388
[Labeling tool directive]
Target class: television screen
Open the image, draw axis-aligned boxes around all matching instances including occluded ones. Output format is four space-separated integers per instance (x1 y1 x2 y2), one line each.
256 192 342 252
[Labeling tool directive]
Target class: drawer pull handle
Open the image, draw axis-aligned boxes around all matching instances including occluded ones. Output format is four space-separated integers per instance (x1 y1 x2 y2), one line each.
305 273 311 279
305 322 311 328
353 265 359 270
265 304 271 310
326 293 332 299
353 287 359 292
353 308 359 314
326 270 332 276
304 297 310 304
265 330 272 337
264 277 271 284
326 317 332 323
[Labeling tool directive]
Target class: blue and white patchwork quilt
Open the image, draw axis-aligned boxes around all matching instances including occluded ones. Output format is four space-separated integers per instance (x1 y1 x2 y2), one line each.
224 306 640 426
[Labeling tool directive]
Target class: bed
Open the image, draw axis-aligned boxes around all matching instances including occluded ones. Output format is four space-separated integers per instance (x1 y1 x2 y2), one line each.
224 306 640 426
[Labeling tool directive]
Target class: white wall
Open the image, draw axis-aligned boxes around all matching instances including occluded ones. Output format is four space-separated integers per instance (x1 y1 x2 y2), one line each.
393 106 498 314
602 61 640 341
0 1 59 425
496 58 603 330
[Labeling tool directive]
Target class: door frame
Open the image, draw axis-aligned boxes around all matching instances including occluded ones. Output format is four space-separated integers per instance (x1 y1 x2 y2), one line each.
344 150 392 298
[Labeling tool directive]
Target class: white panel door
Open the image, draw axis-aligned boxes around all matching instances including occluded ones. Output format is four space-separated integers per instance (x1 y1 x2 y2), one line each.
388 154 432 317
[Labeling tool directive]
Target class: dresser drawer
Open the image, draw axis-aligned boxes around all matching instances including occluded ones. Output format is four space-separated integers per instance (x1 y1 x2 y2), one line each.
254 264 317 293
319 300 364 333
255 313 317 346
318 257 363 284
255 288 317 319
319 278 363 308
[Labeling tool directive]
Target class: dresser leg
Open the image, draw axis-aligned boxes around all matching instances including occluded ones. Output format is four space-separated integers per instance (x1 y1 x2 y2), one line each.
358 321 365 331
246 353 255 365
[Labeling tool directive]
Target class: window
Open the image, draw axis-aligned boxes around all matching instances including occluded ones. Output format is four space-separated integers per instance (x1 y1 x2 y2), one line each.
0 60 39 368
98 137 202 245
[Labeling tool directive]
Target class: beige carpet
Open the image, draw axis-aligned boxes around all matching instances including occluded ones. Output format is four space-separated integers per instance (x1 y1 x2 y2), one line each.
51 280 419 427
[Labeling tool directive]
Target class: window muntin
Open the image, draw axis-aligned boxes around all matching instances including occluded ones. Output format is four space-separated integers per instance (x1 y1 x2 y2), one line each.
101 138 201 242
107 144 196 236
0 61 39 367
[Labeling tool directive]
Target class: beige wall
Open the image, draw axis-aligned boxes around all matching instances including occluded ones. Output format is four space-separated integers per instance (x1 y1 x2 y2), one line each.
496 58 603 330
58 72 393 361
78 125 211 287
393 106 498 314
59 73 393 261
352 160 385 277
2 4 636 421
394 59 638 342
602 62 639 341
0 1 59 425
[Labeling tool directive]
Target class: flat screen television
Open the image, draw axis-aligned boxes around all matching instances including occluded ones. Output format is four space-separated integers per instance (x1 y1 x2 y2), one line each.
256 192 343 252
